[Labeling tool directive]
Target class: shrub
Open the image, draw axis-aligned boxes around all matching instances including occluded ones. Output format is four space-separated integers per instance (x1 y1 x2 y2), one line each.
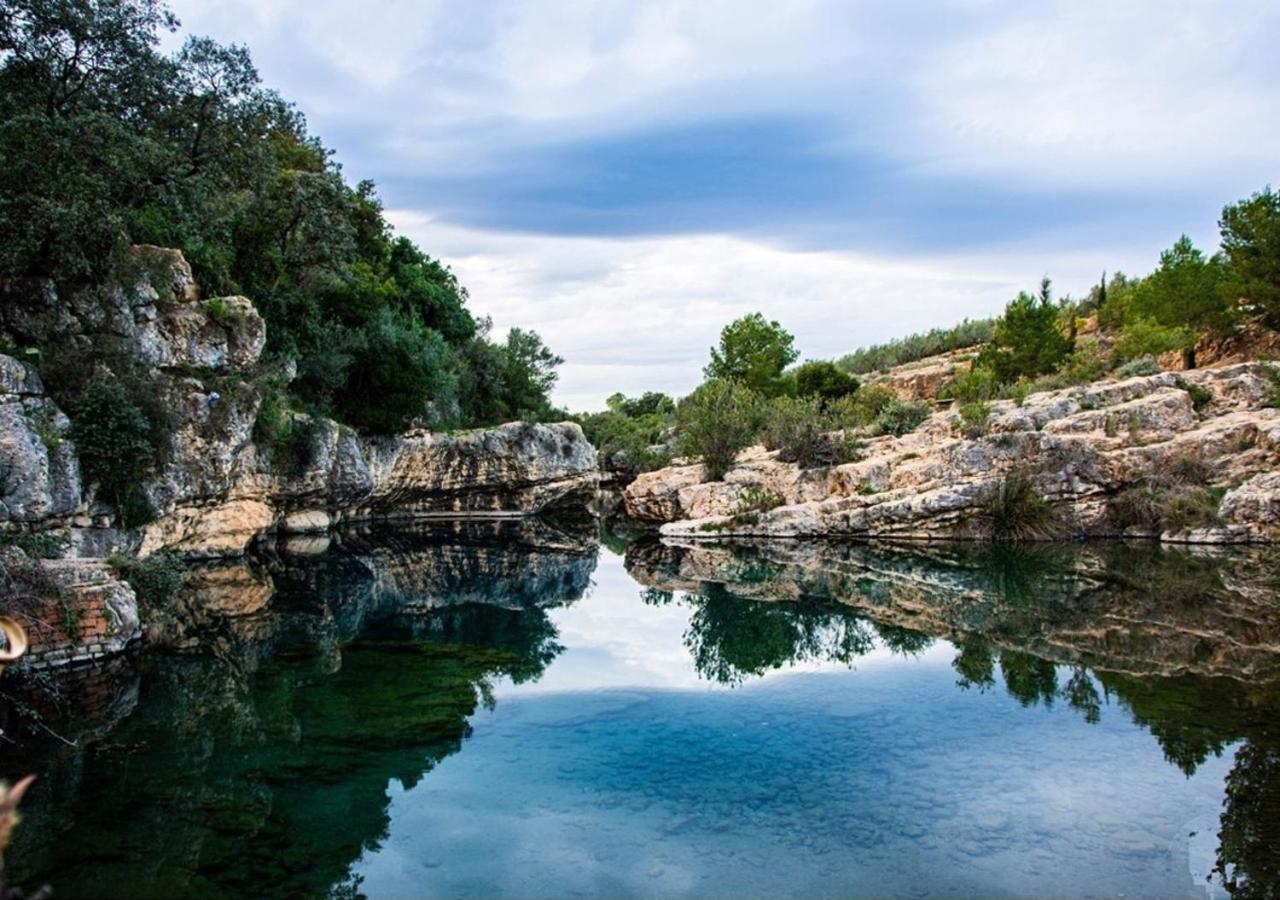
109 552 186 610
760 396 839 468
1115 357 1163 378
978 469 1059 541
1114 316 1194 363
828 383 897 430
1264 366 1280 409
1109 451 1221 532
68 375 159 527
1174 377 1214 413
736 486 784 515
957 401 992 439
205 297 244 325
875 398 931 437
1009 377 1032 406
1058 339 1110 384
794 361 859 401
676 379 761 481
940 366 1000 403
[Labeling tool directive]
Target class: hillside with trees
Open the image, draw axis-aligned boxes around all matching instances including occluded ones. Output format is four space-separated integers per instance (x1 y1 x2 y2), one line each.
0 0 563 444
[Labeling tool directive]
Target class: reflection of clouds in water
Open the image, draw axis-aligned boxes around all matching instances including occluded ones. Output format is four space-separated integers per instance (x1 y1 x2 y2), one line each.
498 547 941 696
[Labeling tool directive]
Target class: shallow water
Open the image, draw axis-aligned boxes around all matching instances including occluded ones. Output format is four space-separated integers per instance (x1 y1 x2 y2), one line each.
3 525 1279 898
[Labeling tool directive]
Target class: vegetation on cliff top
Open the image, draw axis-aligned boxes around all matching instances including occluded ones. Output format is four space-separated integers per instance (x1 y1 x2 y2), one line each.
589 181 1280 484
0 0 563 437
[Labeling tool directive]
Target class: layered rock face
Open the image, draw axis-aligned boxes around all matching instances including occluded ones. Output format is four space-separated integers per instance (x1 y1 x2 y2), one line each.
0 248 598 558
625 363 1280 543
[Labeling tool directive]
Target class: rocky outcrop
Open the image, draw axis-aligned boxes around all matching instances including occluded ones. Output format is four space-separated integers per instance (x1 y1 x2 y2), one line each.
0 248 599 558
0 357 81 524
625 363 1280 543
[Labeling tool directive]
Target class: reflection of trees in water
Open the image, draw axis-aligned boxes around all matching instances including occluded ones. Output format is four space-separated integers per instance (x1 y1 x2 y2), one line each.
627 538 1280 897
644 582 932 687
5 525 596 900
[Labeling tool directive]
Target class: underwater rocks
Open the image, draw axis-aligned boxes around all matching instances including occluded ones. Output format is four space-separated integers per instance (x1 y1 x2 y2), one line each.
625 363 1280 544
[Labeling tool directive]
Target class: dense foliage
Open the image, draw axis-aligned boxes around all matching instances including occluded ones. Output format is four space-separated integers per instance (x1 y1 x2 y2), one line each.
0 0 562 434
974 279 1073 384
676 380 762 481
837 318 995 375
705 313 798 397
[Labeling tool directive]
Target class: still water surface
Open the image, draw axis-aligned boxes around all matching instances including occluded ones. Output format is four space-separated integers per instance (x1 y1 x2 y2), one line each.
4 524 1278 897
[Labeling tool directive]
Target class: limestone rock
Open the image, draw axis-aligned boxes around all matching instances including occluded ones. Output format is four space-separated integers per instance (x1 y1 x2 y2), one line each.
624 363 1280 544
0 356 82 523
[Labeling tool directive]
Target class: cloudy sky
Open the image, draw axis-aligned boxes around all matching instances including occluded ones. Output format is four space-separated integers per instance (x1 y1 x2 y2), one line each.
169 1 1279 409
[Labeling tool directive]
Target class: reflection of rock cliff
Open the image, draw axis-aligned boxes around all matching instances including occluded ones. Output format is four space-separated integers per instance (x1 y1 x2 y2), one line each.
3 524 597 898
625 538 1280 682
626 538 1280 892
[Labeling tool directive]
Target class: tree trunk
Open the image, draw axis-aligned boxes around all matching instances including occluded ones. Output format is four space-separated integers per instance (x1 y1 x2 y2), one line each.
1182 347 1197 370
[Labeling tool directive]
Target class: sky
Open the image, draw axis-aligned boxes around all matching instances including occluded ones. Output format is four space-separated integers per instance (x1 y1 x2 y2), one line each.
168 1 1280 410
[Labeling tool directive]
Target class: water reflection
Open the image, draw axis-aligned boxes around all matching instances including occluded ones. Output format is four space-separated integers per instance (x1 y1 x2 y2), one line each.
625 537 1280 896
0 527 1276 897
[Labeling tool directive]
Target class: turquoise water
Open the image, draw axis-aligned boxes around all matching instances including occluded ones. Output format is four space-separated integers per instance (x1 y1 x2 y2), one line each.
3 526 1278 897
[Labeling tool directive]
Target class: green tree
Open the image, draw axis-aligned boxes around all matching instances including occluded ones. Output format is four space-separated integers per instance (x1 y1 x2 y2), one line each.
1220 185 1280 328
705 313 798 396
975 279 1073 383
333 309 454 433
793 360 859 401
500 327 563 420
1127 235 1229 368
676 379 761 481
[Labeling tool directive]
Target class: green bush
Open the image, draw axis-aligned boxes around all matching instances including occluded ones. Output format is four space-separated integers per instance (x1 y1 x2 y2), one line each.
1115 357 1163 378
760 396 858 468
940 366 1000 403
957 401 992 439
68 375 160 527
793 361 859 401
110 551 186 610
1114 316 1194 364
676 379 762 481
875 398 932 437
1174 377 1214 413
979 469 1060 541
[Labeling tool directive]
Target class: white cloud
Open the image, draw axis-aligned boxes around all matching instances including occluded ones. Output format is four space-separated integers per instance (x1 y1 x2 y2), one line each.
389 211 1147 410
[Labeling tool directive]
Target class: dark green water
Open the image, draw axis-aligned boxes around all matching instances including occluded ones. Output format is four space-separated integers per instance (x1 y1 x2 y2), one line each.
3 524 1279 898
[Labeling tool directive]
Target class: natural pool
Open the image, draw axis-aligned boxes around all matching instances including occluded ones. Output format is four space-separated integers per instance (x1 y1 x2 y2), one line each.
3 523 1278 898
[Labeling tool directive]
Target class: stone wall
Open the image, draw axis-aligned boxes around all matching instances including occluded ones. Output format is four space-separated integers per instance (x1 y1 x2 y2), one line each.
16 560 141 672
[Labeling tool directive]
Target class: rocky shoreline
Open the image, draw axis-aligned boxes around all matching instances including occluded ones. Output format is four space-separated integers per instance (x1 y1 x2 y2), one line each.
623 362 1280 544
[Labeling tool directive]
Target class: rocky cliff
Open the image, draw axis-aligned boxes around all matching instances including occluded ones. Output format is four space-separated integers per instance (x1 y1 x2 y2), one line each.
0 248 598 559
625 362 1280 543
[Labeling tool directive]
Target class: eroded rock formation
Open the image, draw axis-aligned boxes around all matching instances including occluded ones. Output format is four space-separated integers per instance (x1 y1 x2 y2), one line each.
625 363 1280 543
0 248 598 559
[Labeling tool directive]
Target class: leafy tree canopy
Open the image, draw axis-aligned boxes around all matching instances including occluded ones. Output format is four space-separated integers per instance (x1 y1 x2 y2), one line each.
705 313 798 396
974 279 1073 384
0 0 561 434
